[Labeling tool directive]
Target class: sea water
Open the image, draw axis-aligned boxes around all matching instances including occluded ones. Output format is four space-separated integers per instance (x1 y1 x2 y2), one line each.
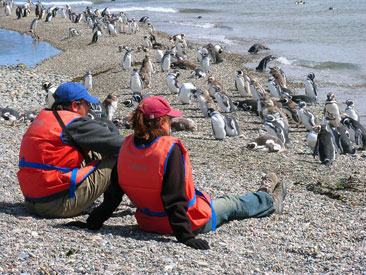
6 0 366 116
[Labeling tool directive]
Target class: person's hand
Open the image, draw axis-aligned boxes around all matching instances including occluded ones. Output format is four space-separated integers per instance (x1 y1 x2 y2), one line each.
184 238 210 250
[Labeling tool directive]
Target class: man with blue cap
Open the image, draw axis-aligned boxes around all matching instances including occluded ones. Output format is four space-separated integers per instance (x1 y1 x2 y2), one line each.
17 82 125 218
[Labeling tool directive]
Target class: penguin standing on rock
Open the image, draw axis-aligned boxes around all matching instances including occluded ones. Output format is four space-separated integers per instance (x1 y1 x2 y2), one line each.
341 117 366 150
298 101 317 131
323 92 341 123
306 125 321 154
200 52 210 73
264 114 291 147
235 70 251 97
207 108 226 140
304 72 317 101
207 76 224 98
344 99 359 122
178 83 196 105
102 93 118 121
194 89 215 118
214 87 235 113
122 48 133 70
42 82 57 108
314 124 336 165
83 71 93 91
166 70 180 94
130 69 144 93
161 50 172 72
223 115 240 137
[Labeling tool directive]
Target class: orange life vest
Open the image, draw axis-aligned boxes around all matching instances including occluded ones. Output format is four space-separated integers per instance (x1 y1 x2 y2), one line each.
117 135 216 235
17 110 99 200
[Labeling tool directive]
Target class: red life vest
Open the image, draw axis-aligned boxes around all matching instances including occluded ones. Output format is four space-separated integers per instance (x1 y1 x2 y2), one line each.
17 110 99 200
117 135 216 235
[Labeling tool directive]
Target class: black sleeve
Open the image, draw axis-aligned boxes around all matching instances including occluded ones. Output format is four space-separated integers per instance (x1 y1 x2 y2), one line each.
161 144 196 243
63 116 124 157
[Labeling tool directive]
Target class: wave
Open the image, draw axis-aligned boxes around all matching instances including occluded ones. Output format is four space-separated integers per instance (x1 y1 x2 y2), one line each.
179 8 214 14
296 60 361 71
168 20 215 29
21 1 93 6
110 6 177 13
276 56 293 65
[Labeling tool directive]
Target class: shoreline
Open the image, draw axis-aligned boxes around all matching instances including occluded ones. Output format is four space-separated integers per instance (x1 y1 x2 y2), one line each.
0 8 365 274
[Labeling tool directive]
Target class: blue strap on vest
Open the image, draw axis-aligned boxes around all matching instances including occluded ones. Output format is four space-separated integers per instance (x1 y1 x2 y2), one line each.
69 168 78 199
195 190 216 231
19 157 72 173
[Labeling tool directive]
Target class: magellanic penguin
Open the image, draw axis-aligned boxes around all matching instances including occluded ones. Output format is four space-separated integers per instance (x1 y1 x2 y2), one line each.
194 89 215 118
256 55 275 72
306 125 321 154
0 107 20 125
247 135 285 152
107 22 117 36
42 81 57 109
223 114 240 137
190 68 206 79
208 76 224 98
90 29 101 45
323 92 341 123
264 114 291 147
248 43 270 54
235 70 252 97
102 92 118 121
30 18 38 33
207 108 226 140
139 54 153 88
200 52 210 73
69 28 79 38
269 66 287 89
330 122 357 155
268 76 281 99
279 97 300 124
83 71 93 91
171 117 197 132
122 47 133 70
233 99 259 115
341 116 366 150
161 50 173 72
143 35 153 48
304 72 317 101
250 78 267 100
166 70 180 94
345 99 359 122
214 87 235 113
130 69 144 93
314 124 336 166
178 82 196 105
298 101 317 131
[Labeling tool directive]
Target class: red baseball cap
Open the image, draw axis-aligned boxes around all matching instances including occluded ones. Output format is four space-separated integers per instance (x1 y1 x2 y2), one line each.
138 96 182 120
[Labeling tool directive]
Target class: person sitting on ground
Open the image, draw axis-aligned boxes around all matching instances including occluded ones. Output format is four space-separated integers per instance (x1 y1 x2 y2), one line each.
17 82 125 218
68 96 287 250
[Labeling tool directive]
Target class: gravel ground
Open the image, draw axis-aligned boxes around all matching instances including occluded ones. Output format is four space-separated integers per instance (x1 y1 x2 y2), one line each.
0 8 365 274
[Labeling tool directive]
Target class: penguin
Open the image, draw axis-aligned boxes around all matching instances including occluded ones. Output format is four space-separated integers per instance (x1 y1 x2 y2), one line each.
166 70 180 94
90 30 101 44
154 44 167 63
264 114 291 147
83 71 93 91
324 92 341 123
171 60 197 70
314 124 336 165
88 102 107 120
196 47 206 63
0 107 20 125
207 76 224 98
200 52 210 73
341 117 366 150
143 35 153 48
248 43 270 54
130 69 144 93
171 117 197 132
5 3 11 16
233 99 258 115
42 82 57 108
178 83 196 105
306 125 321 154
102 93 118 121
235 70 252 97
30 18 38 33
250 78 266 100
256 55 275 71
223 115 240 137
331 123 357 155
289 94 317 105
247 135 285 152
190 68 206 79
269 66 287 88
193 89 214 118
304 72 317 100
345 99 359 122
207 108 226 140
161 50 172 72
279 97 300 124
214 88 235 113
45 12 53 22
268 76 281 99
107 22 117 36
298 101 317 131
122 48 133 70
139 54 152 88
69 28 79 38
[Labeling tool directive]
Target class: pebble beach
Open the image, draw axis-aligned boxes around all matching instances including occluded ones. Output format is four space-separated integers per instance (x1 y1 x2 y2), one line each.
0 7 365 274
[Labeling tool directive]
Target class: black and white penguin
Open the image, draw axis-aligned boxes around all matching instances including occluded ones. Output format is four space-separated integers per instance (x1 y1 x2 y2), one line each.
166 70 180 94
200 52 210 73
207 108 226 140
190 68 206 79
345 99 359 122
161 50 173 72
304 72 317 101
122 48 133 70
207 76 224 98
235 70 252 97
30 18 38 33
233 99 258 115
83 71 93 91
341 117 366 150
139 54 153 88
194 89 214 118
248 43 270 54
250 78 266 100
289 94 317 105
107 22 117 36
90 29 101 44
130 69 144 93
268 76 281 99
298 101 317 131
42 81 57 108
223 115 240 137
247 135 285 152
214 88 235 113
256 55 275 72
314 124 336 165
306 125 321 154
69 27 79 38
324 92 341 123
279 97 300 124
178 82 196 105
0 107 20 124
331 123 357 155
102 93 118 121
264 114 291 147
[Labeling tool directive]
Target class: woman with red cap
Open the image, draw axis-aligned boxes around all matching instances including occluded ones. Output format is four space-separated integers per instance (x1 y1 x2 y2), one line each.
74 96 286 250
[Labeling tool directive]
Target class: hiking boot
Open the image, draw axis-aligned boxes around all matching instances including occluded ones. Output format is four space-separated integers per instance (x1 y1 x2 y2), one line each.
271 180 287 214
257 173 279 193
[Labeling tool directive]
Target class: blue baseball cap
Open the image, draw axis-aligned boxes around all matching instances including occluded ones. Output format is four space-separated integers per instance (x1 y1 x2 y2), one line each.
54 82 99 104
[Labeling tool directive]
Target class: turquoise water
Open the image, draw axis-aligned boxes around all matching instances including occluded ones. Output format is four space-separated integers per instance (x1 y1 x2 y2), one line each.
0 29 61 67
